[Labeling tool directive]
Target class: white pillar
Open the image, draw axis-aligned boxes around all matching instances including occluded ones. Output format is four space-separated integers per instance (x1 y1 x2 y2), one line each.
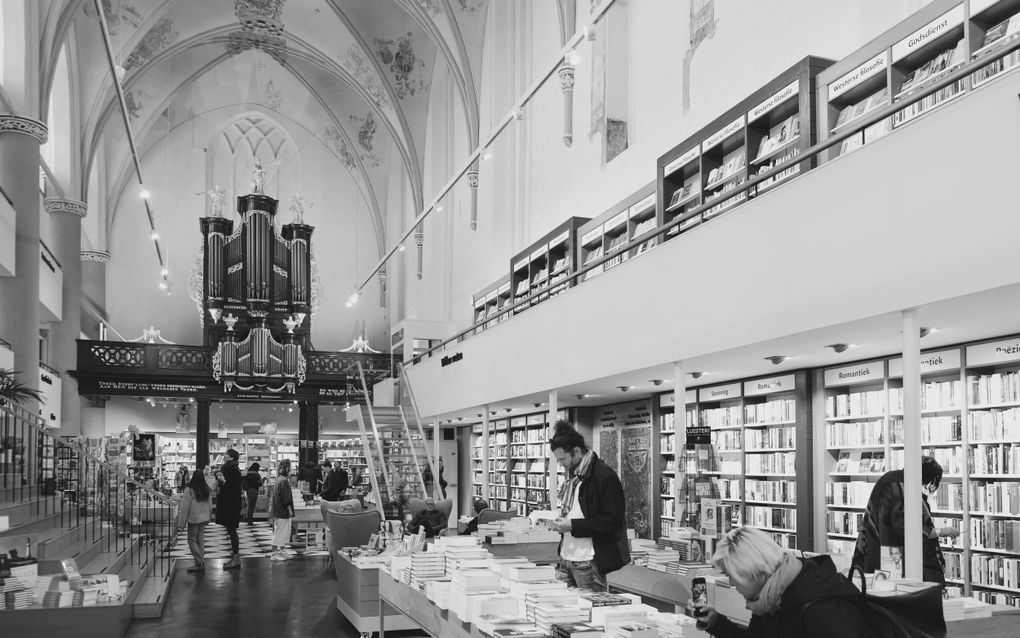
674 361 686 504
548 390 559 510
902 309 923 580
482 405 490 502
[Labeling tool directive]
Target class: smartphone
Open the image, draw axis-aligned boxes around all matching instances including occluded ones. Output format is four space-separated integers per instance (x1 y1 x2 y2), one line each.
691 577 708 617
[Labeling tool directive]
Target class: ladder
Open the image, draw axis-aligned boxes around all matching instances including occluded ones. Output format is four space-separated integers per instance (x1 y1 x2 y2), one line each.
345 362 431 516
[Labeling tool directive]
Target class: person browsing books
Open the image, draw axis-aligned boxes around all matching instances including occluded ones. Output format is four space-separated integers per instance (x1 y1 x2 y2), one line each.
698 526 877 638
546 420 629 590
850 456 959 583
177 469 212 573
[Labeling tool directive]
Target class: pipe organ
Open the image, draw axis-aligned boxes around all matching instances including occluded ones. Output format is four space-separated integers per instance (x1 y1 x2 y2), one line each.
201 192 312 393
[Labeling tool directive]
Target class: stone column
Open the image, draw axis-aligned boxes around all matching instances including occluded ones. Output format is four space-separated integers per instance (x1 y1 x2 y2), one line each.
298 402 319 467
45 198 86 434
559 65 575 147
0 115 48 402
196 399 211 469
80 250 110 339
467 165 479 230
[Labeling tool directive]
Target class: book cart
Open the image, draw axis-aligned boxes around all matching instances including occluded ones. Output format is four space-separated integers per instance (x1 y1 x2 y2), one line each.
817 0 1020 160
656 56 833 241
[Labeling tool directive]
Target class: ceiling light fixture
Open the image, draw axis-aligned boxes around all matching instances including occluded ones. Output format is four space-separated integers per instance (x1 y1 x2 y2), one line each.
398 244 406 252
504 407 512 413
688 371 703 379
150 230 160 240
575 394 588 400
139 187 151 200
649 379 664 386
480 147 493 161
765 355 789 366
825 343 851 353
920 327 933 338
564 48 581 65
435 205 443 213
533 402 542 408
617 385 631 392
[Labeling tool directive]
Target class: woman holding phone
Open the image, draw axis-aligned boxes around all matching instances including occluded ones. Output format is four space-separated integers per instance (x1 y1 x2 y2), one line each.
697 526 875 638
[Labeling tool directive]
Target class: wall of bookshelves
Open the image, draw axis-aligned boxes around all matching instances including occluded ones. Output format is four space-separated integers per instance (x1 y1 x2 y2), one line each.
470 409 571 515
819 335 1020 604
818 0 1020 160
656 56 832 240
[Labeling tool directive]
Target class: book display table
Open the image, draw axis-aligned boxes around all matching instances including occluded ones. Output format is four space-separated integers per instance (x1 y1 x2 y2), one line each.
290 505 326 551
334 552 418 636
607 565 689 612
483 540 560 565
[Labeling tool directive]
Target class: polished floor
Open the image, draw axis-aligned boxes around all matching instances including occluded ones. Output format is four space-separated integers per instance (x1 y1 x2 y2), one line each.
125 556 425 638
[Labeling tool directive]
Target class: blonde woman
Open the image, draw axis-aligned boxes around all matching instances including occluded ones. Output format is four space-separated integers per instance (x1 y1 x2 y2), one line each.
699 526 875 638
270 459 294 561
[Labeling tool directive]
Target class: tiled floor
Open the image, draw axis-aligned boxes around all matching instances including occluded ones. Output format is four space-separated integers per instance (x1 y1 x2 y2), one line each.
165 521 329 560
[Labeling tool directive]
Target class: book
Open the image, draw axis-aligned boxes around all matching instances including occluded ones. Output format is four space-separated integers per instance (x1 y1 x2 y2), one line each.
834 104 854 129
857 451 873 474
981 17 1013 50
870 451 885 474
835 451 851 473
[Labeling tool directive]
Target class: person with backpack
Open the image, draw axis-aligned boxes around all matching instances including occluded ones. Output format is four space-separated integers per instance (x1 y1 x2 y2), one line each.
242 463 262 526
176 469 212 573
697 526 876 638
270 459 295 561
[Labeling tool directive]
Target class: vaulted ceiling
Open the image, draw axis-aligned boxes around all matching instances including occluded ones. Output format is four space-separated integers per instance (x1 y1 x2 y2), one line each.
40 0 489 256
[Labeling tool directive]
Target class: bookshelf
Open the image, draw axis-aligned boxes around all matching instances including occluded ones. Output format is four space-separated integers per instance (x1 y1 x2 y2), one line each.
576 184 656 283
741 372 812 550
55 437 80 499
509 217 589 316
699 382 745 530
657 390 698 539
964 335 1020 605
471 410 569 515
657 56 832 239
823 360 889 560
818 0 1020 161
471 275 511 334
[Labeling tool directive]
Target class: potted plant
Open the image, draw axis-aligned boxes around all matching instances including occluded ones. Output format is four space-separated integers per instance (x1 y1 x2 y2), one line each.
0 368 43 406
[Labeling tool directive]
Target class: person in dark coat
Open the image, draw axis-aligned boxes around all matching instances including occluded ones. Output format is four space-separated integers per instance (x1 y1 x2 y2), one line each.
242 463 262 525
546 420 629 590
700 526 877 638
215 448 243 569
321 462 350 501
460 498 489 536
851 456 960 583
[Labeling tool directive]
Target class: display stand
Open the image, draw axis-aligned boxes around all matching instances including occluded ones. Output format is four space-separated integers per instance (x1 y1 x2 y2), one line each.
509 217 589 316
335 552 419 636
575 183 656 283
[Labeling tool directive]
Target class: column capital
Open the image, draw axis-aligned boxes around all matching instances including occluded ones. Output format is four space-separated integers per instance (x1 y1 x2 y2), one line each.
0 115 48 144
81 250 111 264
44 198 87 218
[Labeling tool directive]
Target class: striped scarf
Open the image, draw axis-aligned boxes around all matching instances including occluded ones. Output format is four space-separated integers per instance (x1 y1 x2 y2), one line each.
558 449 595 517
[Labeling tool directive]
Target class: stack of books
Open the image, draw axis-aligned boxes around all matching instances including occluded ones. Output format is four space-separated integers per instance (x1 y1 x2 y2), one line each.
524 590 578 623
42 588 76 608
645 549 681 572
407 552 447 591
532 601 589 633
552 621 605 638
606 621 659 638
0 577 29 610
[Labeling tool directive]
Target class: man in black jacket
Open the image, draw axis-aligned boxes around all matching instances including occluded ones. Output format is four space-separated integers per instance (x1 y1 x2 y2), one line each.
215 448 244 569
547 421 629 590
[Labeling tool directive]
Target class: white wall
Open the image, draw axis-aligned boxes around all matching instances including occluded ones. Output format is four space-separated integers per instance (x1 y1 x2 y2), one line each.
429 0 933 333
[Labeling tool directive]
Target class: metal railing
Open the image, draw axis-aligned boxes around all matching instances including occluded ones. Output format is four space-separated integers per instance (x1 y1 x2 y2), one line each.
0 402 178 582
406 41 1020 368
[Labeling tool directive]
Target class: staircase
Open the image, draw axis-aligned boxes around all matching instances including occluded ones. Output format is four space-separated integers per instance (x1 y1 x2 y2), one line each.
344 362 438 517
0 403 179 636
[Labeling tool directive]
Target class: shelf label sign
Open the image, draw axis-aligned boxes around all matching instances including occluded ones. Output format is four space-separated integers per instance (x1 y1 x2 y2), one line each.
829 51 888 99
549 231 569 247
511 417 527 427
749 80 800 121
892 4 965 62
970 0 997 15
497 283 511 295
888 348 961 377
513 258 529 272
702 116 745 151
659 389 697 407
967 338 1020 366
529 248 546 262
581 228 603 245
606 212 628 231
629 193 656 217
743 374 796 397
699 382 742 401
526 414 545 425
824 361 884 387
664 146 700 177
